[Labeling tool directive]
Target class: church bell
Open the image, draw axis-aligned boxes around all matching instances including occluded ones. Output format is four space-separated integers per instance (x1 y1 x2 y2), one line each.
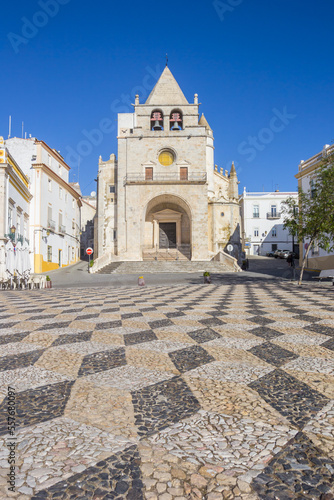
153 120 163 131
171 121 180 131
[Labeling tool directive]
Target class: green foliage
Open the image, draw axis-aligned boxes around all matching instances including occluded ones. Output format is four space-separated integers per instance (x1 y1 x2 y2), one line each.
89 259 94 267
281 152 334 283
46 275 51 281
203 271 210 276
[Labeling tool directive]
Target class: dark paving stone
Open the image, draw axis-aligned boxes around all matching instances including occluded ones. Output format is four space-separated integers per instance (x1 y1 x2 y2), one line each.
95 320 122 330
245 309 267 316
132 376 200 437
37 322 71 330
123 330 158 346
51 331 93 346
79 347 127 376
76 313 100 320
305 324 334 337
0 349 45 372
102 307 120 313
32 315 57 321
32 444 144 499
121 312 143 319
187 328 221 344
0 322 19 329
249 369 330 429
248 315 276 326
284 308 309 315
0 331 30 345
251 432 334 499
199 317 226 327
293 314 321 323
0 380 74 435
65 308 83 313
138 306 157 312
250 327 284 341
205 310 229 317
168 345 215 373
249 341 299 367
321 337 334 351
165 311 186 318
148 318 174 329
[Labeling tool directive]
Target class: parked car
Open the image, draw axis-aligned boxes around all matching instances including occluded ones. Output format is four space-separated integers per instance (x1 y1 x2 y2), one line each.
266 251 275 257
274 249 282 258
279 249 292 259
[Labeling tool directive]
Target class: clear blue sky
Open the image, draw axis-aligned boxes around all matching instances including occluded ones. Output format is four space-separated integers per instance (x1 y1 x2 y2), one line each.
1 0 333 195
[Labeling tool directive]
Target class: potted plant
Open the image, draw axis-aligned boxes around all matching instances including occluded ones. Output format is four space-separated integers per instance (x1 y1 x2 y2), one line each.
203 271 211 284
138 276 145 286
46 275 52 289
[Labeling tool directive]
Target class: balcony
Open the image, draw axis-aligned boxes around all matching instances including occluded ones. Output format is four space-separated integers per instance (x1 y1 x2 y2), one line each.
124 172 207 185
266 212 281 219
59 224 66 234
47 220 56 231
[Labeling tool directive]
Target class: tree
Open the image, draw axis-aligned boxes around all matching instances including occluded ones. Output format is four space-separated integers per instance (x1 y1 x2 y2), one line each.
281 153 334 284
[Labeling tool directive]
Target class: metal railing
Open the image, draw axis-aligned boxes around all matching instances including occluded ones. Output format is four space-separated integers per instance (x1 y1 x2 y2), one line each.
124 172 207 183
59 224 66 234
48 220 56 231
266 212 281 219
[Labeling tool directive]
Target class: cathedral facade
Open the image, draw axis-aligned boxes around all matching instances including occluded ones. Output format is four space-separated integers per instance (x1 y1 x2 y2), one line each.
94 67 240 265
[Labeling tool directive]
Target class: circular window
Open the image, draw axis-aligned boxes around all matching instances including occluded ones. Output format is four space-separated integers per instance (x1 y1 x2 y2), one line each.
159 150 175 166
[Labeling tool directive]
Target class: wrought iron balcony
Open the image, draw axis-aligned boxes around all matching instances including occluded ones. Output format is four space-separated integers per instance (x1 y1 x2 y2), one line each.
59 224 66 234
124 172 207 184
266 212 281 219
47 220 56 231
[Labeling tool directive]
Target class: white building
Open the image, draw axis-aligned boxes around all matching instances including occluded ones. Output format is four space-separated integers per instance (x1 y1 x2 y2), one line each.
6 138 82 273
240 188 298 256
0 137 32 278
295 143 334 270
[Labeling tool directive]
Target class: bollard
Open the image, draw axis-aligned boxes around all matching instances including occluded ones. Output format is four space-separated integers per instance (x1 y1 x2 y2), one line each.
138 276 145 286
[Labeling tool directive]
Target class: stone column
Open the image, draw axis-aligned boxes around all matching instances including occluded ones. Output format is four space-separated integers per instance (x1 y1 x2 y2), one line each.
153 219 159 248
176 220 181 246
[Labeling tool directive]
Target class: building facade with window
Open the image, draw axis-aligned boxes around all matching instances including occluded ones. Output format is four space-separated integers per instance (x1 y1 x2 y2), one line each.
5 137 81 273
0 137 32 278
240 188 298 256
295 143 334 270
95 66 241 266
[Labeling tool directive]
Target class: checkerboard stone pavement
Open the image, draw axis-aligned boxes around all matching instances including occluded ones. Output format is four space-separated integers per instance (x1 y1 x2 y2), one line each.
0 282 333 500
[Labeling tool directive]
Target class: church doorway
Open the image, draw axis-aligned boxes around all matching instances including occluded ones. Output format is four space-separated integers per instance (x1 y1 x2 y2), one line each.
159 223 177 248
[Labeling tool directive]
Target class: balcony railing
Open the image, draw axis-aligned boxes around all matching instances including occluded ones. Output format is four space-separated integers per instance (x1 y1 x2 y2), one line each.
59 224 66 234
124 172 207 184
48 219 56 231
266 212 281 219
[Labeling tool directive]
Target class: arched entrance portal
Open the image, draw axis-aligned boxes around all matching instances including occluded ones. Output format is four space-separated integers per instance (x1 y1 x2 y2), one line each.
143 194 192 260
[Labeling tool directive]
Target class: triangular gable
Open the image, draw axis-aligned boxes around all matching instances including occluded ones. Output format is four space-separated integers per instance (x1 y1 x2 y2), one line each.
146 67 189 106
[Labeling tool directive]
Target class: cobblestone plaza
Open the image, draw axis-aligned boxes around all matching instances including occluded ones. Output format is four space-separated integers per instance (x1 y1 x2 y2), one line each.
0 281 333 499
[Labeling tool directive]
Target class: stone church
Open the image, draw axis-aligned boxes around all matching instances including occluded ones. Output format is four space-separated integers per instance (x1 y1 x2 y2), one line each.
94 66 240 267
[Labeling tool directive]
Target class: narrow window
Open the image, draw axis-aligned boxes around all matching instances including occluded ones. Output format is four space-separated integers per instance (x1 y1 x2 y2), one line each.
48 179 52 192
180 167 188 180
254 228 259 237
47 245 52 262
145 167 153 180
272 227 277 237
253 205 259 218
271 205 277 217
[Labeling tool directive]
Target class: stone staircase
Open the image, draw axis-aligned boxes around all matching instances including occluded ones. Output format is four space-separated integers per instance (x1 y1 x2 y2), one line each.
142 247 190 261
97 260 234 274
